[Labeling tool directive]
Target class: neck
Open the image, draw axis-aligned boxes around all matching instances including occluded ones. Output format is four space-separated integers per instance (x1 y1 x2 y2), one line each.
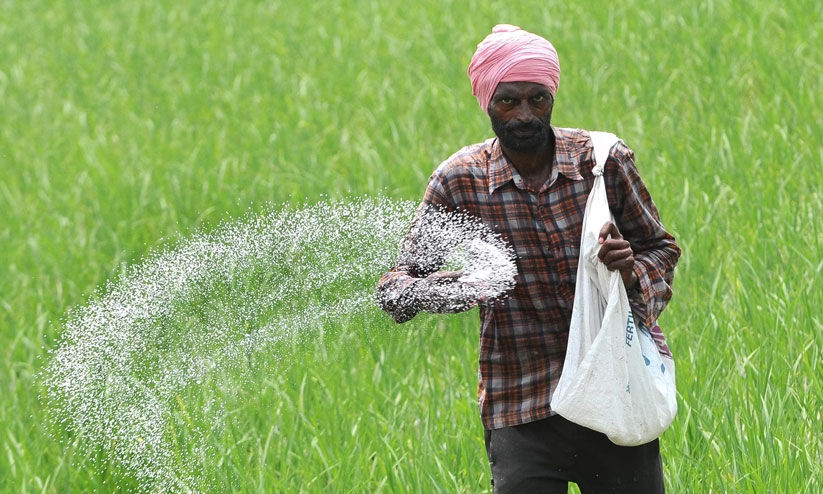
500 131 556 179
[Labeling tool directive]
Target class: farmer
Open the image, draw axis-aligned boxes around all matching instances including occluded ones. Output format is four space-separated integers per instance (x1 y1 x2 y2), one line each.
376 25 680 493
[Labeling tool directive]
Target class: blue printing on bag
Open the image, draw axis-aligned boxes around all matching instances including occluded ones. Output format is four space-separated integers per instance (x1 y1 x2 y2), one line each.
630 315 668 375
625 311 635 347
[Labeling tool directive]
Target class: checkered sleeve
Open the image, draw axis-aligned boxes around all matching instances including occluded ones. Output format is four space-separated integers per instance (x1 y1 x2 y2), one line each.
605 142 681 329
375 166 455 323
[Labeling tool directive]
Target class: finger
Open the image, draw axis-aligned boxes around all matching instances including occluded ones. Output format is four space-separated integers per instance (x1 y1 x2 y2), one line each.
600 248 634 264
605 257 635 272
597 221 613 244
599 244 632 264
597 238 631 261
598 221 623 244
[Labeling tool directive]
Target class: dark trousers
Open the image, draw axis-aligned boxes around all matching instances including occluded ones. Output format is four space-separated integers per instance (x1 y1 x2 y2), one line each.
484 415 664 493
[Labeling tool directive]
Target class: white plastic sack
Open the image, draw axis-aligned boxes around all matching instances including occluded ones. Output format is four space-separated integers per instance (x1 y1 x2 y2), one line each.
549 131 677 446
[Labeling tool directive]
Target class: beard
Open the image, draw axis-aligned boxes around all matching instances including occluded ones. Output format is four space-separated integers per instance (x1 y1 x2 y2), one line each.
490 111 553 152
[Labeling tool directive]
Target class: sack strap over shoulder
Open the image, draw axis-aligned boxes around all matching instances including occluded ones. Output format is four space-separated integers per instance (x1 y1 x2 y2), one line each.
589 131 621 177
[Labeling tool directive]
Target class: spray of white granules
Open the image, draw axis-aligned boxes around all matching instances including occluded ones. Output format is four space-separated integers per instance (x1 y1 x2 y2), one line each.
41 197 517 492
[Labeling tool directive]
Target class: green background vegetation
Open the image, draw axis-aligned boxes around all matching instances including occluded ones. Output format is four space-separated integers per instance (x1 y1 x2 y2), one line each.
2 0 821 491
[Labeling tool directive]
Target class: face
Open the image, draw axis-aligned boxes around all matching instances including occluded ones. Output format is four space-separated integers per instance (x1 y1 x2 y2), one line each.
488 81 554 152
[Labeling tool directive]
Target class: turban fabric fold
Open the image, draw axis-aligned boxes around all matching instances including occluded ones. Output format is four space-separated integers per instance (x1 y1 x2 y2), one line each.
468 24 561 111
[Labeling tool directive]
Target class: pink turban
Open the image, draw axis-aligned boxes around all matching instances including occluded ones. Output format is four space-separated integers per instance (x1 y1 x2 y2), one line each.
468 24 561 111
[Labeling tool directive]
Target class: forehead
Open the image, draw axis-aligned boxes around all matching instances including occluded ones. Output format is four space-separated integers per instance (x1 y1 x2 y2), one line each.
492 81 551 98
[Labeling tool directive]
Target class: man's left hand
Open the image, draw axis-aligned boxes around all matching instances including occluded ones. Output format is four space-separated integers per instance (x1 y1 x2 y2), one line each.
597 221 638 289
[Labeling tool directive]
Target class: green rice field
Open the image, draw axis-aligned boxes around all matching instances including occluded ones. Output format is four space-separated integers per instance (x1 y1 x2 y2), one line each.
1 0 821 491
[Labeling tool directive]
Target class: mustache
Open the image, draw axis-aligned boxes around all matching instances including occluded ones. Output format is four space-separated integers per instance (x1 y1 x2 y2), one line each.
503 119 546 133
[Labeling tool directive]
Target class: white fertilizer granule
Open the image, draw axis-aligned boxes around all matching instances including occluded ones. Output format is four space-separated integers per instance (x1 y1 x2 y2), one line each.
42 197 516 492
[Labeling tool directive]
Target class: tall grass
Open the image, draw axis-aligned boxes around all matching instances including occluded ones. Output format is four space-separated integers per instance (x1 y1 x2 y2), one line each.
1 0 821 491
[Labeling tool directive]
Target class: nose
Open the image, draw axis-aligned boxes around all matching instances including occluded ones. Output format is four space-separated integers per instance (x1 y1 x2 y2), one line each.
513 100 535 124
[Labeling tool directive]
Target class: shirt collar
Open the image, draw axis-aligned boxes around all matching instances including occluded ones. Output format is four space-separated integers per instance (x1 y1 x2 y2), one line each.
486 126 584 194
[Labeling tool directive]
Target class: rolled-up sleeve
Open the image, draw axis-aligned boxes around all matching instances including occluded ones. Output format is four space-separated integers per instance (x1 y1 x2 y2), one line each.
605 142 681 329
375 166 455 323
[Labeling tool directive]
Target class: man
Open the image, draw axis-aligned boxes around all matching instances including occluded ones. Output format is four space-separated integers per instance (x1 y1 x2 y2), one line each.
377 24 680 493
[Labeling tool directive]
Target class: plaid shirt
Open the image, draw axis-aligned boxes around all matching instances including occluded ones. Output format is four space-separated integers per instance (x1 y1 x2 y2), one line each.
377 127 680 429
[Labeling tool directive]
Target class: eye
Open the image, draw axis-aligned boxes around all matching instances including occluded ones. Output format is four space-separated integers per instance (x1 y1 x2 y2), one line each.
532 94 546 103
500 97 514 105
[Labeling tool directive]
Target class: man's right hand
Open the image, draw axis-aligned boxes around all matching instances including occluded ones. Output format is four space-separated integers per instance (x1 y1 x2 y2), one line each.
388 270 488 323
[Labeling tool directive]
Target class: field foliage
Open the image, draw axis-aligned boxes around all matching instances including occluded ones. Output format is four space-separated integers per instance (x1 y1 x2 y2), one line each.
1 0 821 492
